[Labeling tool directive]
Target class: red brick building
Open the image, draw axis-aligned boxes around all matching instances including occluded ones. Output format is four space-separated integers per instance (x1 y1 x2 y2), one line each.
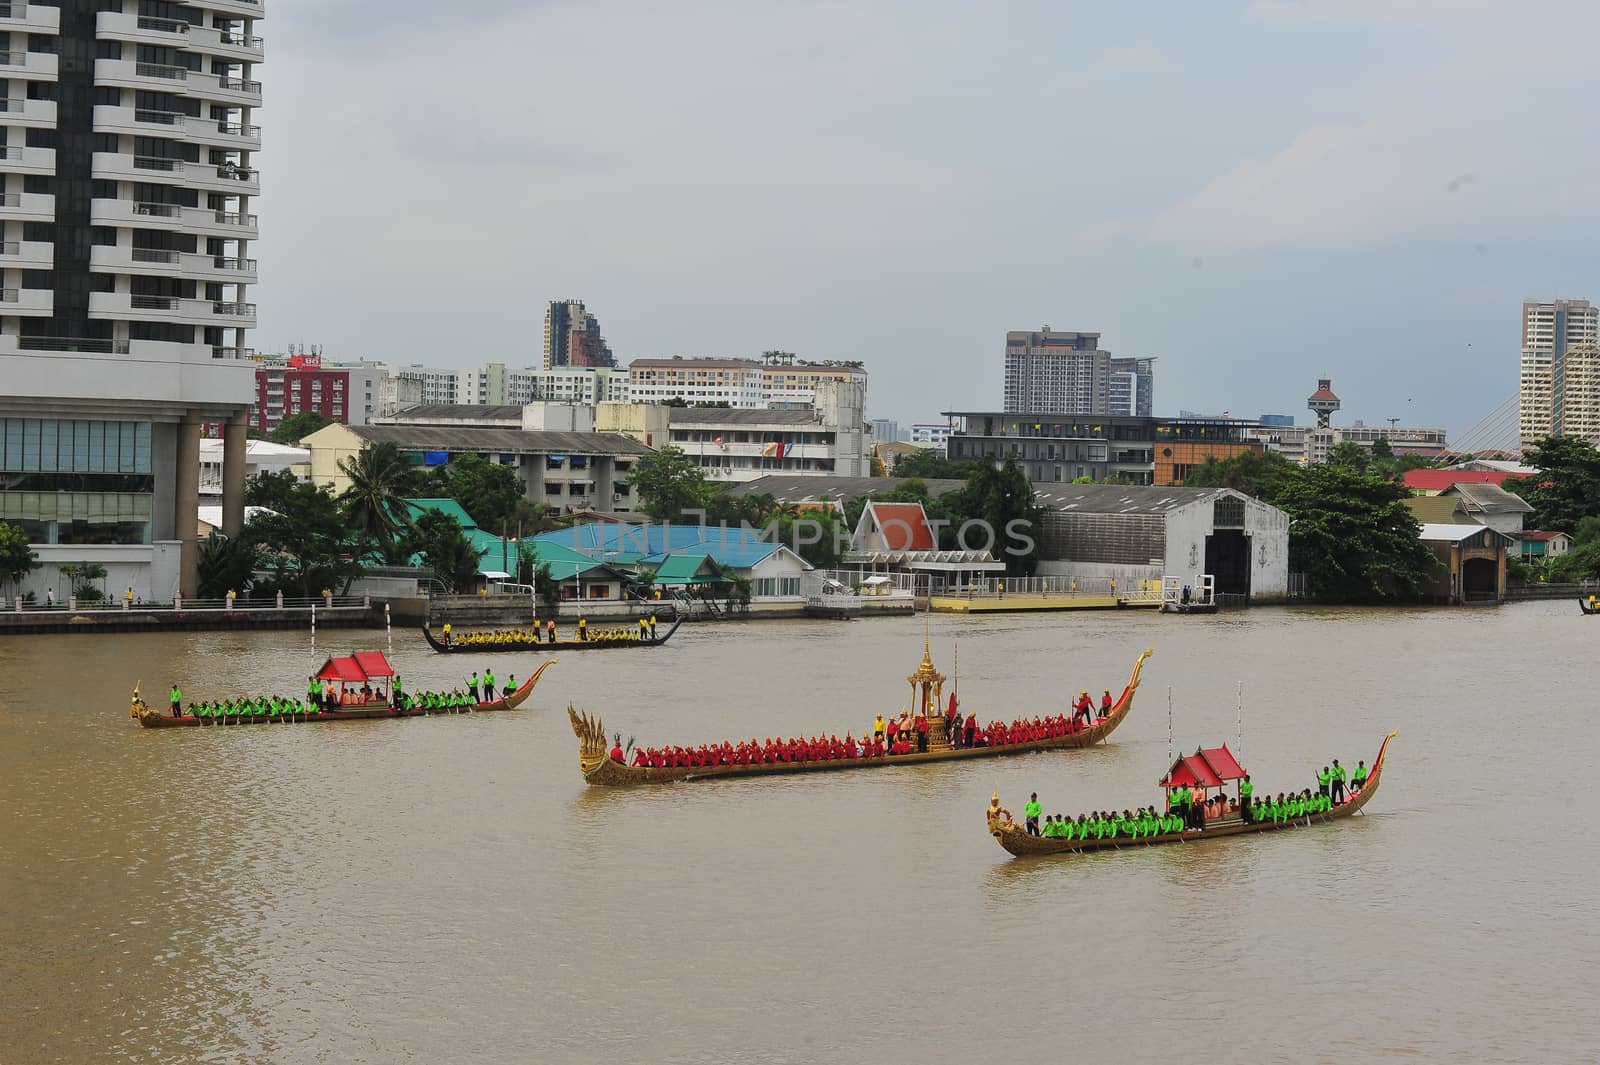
248 354 380 434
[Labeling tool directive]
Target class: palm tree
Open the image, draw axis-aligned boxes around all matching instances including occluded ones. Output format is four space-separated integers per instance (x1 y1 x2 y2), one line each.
339 442 415 563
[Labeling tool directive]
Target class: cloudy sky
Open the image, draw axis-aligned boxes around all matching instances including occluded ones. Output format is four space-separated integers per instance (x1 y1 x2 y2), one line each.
258 0 1598 442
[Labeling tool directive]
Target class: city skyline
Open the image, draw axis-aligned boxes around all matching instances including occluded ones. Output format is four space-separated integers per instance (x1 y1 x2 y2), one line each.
255 2 1597 439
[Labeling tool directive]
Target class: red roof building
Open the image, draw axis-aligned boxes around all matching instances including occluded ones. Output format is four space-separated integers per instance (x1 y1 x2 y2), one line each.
314 651 396 684
1160 744 1247 789
855 501 938 551
1403 469 1518 494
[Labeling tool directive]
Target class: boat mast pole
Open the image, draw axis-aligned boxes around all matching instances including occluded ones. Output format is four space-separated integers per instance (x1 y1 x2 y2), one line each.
1167 685 1173 765
1237 680 1243 763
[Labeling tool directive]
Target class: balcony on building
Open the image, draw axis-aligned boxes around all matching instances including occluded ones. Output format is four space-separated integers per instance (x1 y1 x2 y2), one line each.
184 115 261 151
0 238 51 269
0 3 62 33
0 47 56 83
0 190 54 223
91 150 190 184
0 143 53 176
182 252 258 284
205 0 265 16
94 57 191 92
0 95 54 130
88 292 256 330
95 9 194 47
189 23 264 62
185 159 260 196
0 286 53 315
88 244 183 277
188 70 262 107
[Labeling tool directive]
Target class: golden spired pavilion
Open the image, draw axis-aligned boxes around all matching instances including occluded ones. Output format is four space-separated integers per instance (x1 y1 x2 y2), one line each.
907 629 953 750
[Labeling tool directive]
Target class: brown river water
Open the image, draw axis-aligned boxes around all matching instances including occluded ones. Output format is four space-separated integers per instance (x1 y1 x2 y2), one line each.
2 603 1597 1065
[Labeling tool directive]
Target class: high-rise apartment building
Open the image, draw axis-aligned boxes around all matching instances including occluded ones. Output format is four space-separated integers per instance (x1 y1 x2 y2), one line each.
1 1 262 359
1520 298 1599 451
0 0 263 600
1003 329 1109 414
543 299 614 369
1108 356 1155 417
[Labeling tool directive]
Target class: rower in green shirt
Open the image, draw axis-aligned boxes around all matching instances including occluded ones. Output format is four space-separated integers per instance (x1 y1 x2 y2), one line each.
1352 760 1368 791
1239 775 1255 823
1317 766 1332 799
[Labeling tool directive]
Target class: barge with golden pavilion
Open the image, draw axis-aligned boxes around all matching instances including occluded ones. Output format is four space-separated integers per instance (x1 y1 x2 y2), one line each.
567 641 1152 786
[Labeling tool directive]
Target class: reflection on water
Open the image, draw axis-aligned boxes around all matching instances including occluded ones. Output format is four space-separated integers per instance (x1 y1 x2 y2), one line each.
4 603 1600 1064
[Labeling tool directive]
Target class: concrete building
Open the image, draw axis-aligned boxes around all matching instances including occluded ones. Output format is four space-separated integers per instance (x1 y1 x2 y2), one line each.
628 357 763 406
300 422 649 515
592 378 869 484
249 353 380 434
626 356 867 411
197 437 305 495
544 299 613 369
945 411 1263 486
1003 329 1109 414
507 366 628 406
868 418 901 442
1029 483 1290 602
1438 482 1532 537
1108 357 1155 417
907 422 954 448
0 0 263 601
1520 298 1598 450
378 364 459 408
0 1 263 364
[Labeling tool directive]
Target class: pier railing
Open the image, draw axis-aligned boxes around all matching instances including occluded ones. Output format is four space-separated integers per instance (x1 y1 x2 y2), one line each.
10 594 372 614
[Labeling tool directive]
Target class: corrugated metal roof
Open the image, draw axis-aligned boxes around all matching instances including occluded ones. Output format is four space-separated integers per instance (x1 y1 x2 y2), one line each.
387 404 524 422
730 475 969 500
668 407 820 426
348 424 649 456
1030 483 1238 515
1441 482 1534 513
1419 522 1500 542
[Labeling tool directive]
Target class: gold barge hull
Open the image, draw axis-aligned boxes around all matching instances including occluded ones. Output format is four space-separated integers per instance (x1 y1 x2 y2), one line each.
569 649 1152 787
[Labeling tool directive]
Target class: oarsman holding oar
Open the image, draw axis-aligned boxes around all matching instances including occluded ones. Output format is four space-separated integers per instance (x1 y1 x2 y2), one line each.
1330 759 1347 804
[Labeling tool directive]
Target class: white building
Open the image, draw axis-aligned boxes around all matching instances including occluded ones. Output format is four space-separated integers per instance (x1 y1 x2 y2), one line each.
1031 484 1290 602
507 366 628 405
378 364 460 407
0 0 263 602
1520 298 1598 450
627 356 867 410
907 422 954 448
198 437 306 496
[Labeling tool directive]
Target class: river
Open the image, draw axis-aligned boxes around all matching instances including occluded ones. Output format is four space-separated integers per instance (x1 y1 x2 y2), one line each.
2 603 1597 1064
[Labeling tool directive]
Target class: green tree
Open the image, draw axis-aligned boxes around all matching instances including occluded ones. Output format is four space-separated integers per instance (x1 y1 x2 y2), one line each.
1370 437 1394 459
1324 440 1372 475
1274 463 1438 601
892 450 980 480
628 446 709 521
954 457 1044 576
338 442 416 564
268 410 332 444
441 452 524 533
515 544 564 606
1180 449 1296 501
243 475 361 597
402 511 481 592
0 520 38 598
1506 435 1600 533
196 532 257 599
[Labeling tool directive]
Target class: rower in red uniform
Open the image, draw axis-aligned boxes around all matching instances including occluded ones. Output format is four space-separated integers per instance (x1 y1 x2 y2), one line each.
1100 690 1113 717
609 740 625 763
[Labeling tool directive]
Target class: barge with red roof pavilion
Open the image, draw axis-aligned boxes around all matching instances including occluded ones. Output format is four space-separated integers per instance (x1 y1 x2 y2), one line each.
130 652 553 728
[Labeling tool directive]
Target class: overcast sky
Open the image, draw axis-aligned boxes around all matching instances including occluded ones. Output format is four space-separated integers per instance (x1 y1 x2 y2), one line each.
258 0 1598 442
